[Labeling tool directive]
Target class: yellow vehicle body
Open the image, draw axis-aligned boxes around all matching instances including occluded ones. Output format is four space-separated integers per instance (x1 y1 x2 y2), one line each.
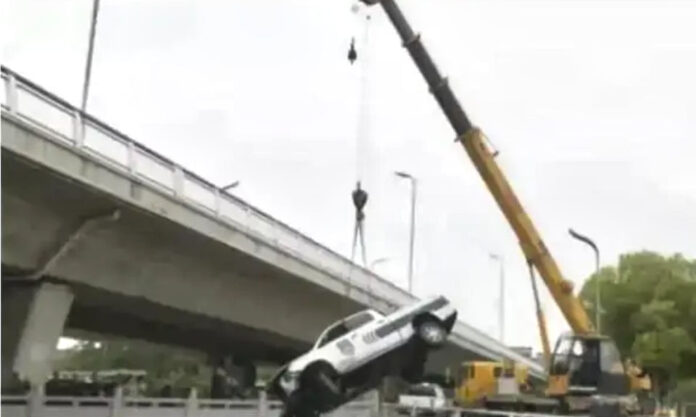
454 361 529 407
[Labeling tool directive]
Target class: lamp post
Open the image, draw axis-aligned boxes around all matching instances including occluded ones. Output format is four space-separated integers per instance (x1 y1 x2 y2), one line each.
569 228 601 333
81 0 101 112
489 253 505 343
221 180 240 193
395 171 417 293
370 257 390 270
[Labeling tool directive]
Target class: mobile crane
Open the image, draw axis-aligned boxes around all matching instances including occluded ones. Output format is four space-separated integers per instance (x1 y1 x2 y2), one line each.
358 0 649 413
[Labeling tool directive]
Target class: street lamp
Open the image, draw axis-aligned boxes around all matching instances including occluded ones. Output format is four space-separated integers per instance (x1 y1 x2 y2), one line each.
568 228 601 333
81 0 101 112
395 171 417 293
489 253 505 343
221 181 240 193
370 257 390 270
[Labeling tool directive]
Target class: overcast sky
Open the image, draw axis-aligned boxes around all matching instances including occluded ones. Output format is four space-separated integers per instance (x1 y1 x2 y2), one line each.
4 0 696 352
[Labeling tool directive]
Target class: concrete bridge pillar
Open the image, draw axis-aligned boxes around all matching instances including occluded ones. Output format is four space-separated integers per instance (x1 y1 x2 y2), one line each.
2 280 74 393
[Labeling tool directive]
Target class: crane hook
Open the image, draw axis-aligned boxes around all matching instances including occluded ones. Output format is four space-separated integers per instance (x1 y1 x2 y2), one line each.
352 181 368 221
348 37 357 64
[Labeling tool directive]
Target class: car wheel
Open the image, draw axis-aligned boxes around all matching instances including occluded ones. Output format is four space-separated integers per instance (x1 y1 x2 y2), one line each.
281 392 319 417
417 319 447 347
402 347 426 382
306 363 343 410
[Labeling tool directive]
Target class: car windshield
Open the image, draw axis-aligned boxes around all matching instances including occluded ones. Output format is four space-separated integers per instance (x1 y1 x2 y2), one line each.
315 311 374 348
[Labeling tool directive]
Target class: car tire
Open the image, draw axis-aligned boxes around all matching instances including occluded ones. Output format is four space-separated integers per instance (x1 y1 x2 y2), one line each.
402 346 426 382
417 319 447 347
305 363 343 410
281 392 319 417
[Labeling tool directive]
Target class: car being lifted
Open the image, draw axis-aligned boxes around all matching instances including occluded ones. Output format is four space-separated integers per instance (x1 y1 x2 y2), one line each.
269 295 457 417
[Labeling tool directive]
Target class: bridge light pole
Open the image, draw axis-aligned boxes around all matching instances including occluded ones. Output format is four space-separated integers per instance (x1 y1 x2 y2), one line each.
370 257 390 270
489 253 505 344
569 228 601 333
221 181 240 193
395 171 417 293
81 0 101 112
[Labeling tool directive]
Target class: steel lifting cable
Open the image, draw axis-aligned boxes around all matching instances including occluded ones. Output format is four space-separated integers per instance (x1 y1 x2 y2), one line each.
347 5 373 308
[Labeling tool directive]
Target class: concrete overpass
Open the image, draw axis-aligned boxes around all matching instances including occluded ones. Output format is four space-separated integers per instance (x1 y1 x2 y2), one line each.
1 67 545 389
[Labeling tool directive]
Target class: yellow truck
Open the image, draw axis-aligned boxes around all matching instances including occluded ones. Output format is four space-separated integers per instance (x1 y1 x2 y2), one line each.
454 361 529 407
454 360 558 412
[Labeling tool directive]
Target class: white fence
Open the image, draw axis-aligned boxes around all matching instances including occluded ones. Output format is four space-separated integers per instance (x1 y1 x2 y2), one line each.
1 390 378 417
1 395 574 417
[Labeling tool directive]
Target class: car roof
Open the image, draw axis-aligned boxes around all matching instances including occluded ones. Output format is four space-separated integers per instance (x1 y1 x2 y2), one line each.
342 309 380 322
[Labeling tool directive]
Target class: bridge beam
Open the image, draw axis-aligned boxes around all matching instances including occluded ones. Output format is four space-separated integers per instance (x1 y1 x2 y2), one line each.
2 280 73 392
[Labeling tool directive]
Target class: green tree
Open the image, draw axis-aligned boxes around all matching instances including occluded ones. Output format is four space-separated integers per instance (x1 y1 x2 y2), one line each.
579 251 696 399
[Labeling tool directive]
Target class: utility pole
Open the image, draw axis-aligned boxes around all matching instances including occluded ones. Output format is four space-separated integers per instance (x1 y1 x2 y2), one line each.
395 171 417 293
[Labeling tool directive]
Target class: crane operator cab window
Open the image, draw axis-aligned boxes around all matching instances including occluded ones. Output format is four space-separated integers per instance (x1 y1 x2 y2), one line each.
550 335 629 396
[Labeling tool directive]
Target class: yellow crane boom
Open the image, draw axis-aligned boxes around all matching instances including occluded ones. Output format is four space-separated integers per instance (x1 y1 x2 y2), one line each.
458 128 593 334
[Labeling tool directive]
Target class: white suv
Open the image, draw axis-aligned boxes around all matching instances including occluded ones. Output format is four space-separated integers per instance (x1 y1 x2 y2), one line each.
269 295 457 417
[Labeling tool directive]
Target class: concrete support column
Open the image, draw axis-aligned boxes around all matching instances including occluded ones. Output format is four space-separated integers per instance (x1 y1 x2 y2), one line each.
27 383 46 417
2 281 74 392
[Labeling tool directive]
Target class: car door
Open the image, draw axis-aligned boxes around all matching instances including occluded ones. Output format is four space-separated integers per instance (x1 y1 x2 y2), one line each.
333 312 378 372
356 311 404 366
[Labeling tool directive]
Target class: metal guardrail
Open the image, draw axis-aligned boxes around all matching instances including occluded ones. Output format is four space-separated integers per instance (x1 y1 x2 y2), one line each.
0 66 544 377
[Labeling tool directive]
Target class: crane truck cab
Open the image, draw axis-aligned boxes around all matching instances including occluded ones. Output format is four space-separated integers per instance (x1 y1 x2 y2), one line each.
547 333 632 412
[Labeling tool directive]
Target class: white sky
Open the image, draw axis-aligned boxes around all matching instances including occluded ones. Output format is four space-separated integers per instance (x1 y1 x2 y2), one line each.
3 0 696 353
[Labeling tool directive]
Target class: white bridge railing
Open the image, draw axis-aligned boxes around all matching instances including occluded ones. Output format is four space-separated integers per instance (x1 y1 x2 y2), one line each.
1 390 378 417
